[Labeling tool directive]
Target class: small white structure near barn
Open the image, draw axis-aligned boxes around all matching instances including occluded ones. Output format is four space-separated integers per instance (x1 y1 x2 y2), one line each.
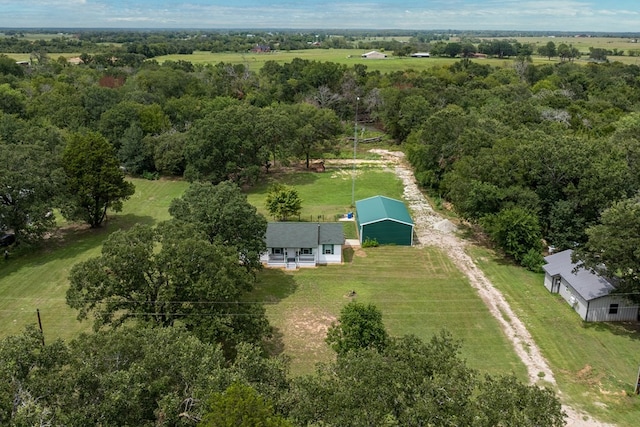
361 50 387 59
410 52 430 57
260 222 344 269
542 249 639 322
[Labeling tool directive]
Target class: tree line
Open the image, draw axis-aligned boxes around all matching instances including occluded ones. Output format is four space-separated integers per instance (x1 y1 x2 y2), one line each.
4 29 638 61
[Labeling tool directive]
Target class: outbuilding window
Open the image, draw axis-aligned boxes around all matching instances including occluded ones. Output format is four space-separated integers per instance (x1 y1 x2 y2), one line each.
323 244 334 255
609 304 619 314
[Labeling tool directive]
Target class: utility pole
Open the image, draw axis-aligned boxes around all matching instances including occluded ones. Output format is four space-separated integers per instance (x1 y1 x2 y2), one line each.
351 96 359 207
36 308 44 346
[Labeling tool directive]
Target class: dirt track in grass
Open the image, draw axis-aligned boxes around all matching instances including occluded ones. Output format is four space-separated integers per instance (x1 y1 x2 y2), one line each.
328 150 613 427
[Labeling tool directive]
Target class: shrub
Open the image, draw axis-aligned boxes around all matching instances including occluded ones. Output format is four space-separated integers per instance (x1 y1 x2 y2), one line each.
521 248 544 272
362 237 379 248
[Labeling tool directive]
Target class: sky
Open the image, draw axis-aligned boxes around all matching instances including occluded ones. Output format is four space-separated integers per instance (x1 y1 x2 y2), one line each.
0 1 639 32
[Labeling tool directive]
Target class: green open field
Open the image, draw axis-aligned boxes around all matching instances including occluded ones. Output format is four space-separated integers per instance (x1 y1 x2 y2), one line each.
485 36 639 53
486 36 640 65
154 49 485 73
0 32 74 41
0 178 189 341
154 47 639 71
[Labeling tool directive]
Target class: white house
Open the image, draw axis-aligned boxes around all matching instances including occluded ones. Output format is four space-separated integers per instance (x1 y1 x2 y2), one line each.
361 50 387 59
260 222 344 269
410 52 430 58
542 249 639 322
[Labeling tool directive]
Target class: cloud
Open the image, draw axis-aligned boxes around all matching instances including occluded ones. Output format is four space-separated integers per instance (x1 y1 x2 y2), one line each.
0 0 639 31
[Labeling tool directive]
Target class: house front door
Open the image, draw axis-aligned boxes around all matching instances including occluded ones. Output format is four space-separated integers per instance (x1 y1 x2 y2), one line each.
286 249 295 264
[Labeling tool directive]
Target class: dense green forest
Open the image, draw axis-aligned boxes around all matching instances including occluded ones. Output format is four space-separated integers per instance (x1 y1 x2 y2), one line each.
2 30 640 424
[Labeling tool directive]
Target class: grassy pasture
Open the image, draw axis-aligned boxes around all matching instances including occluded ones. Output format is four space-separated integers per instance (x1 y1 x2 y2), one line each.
488 36 640 65
155 49 511 72
0 32 72 41
468 245 640 426
485 36 639 53
254 244 527 378
0 178 188 341
6 37 640 70
155 46 640 71
246 163 403 222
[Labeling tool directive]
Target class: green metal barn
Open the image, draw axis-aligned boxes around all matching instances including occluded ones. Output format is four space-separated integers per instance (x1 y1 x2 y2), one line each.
355 196 414 246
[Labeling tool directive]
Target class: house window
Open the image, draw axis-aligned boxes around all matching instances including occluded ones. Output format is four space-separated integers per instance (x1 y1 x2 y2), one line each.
300 248 313 255
323 244 334 255
272 248 283 254
609 304 619 315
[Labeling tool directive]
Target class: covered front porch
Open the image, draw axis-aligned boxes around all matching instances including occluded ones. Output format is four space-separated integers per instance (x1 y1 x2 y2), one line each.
265 250 317 269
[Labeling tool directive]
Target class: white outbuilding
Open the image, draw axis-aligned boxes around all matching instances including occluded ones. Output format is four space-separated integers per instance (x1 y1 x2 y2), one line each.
361 50 387 59
543 249 639 322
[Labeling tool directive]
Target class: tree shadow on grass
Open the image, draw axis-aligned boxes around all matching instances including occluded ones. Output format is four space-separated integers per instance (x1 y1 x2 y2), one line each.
581 321 640 341
249 169 322 196
46 213 156 255
263 326 286 356
253 268 298 303
0 214 156 278
253 269 298 357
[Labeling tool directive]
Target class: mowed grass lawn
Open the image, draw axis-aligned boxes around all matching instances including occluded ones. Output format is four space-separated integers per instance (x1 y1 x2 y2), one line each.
254 245 527 379
246 163 526 378
246 163 403 223
0 178 189 341
468 246 640 427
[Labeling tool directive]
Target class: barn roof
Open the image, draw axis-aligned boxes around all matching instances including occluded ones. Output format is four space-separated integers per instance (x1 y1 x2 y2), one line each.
543 249 616 301
265 222 344 248
355 196 414 226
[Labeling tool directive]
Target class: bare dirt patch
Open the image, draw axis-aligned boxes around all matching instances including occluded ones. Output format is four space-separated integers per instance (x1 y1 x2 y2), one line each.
285 308 336 353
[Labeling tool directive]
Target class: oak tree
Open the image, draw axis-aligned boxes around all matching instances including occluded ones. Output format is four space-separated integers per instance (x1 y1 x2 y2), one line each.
61 131 135 228
325 301 388 356
66 222 270 351
169 181 268 272
0 143 60 243
572 196 640 303
264 183 302 221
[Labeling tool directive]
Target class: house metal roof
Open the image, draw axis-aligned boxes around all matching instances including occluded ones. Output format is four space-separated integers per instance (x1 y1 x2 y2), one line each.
543 249 615 301
265 222 344 248
355 196 414 227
